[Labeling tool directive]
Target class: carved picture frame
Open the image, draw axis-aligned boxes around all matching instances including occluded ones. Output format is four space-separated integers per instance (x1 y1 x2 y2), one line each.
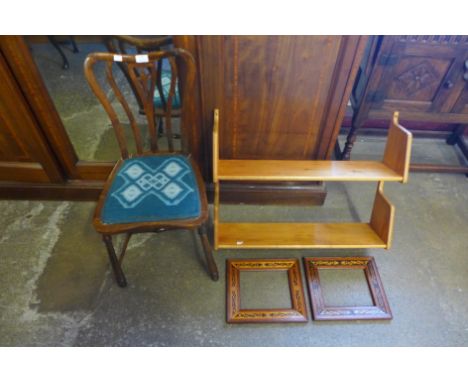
226 259 308 323
303 256 392 321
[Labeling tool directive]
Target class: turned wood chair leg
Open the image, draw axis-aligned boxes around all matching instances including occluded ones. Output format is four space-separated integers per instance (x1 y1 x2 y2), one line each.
198 224 219 281
103 234 128 288
341 123 360 160
341 109 367 160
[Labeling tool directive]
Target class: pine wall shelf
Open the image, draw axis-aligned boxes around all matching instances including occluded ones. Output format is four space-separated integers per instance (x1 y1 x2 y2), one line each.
212 109 413 250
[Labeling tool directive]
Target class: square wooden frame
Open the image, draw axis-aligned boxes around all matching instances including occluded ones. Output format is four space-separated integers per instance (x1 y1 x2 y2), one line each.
303 256 392 321
226 259 308 323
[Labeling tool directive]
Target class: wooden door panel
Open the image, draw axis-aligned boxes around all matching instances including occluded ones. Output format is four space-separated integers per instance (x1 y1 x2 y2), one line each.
430 50 468 113
0 37 79 180
192 35 367 163
226 36 341 159
197 36 364 161
227 36 342 159
0 162 50 182
452 87 468 114
0 51 63 183
0 118 29 161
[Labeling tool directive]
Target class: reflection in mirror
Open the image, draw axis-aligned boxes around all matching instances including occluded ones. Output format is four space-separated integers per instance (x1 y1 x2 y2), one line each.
27 36 181 162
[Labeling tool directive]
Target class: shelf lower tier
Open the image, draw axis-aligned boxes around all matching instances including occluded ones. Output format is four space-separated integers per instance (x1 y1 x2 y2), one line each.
216 222 387 249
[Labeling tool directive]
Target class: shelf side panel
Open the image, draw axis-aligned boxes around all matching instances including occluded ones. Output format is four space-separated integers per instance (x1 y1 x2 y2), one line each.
370 183 395 249
383 112 413 183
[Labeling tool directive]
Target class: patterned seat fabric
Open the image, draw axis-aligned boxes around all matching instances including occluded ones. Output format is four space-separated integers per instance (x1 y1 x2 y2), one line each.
101 155 201 224
153 70 181 109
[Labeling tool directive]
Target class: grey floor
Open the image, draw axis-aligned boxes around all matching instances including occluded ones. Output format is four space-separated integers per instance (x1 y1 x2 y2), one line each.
0 42 467 346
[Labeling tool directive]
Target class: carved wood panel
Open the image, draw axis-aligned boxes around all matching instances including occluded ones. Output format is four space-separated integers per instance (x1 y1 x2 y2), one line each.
369 36 468 117
388 58 450 101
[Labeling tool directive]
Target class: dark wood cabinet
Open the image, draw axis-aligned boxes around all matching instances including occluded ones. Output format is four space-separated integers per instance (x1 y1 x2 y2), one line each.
341 35 468 173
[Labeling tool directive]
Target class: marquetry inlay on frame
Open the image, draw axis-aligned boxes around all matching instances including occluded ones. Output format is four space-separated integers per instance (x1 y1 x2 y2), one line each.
303 256 392 321
226 259 308 324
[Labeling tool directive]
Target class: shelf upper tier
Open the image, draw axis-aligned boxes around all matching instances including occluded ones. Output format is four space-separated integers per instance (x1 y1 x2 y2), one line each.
212 110 413 184
217 160 404 182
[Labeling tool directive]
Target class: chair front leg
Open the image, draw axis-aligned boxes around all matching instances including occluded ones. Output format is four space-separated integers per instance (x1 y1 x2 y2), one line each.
103 234 128 287
198 224 219 281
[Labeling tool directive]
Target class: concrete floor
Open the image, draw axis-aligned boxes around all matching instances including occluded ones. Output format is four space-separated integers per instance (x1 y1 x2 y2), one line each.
0 42 467 346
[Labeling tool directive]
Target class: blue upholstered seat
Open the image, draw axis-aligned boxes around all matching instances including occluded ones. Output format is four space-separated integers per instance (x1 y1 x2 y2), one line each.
153 69 181 109
101 155 201 224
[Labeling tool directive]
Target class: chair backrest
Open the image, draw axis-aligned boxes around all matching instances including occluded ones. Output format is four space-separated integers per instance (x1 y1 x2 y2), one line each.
103 35 173 54
102 36 174 114
84 48 195 159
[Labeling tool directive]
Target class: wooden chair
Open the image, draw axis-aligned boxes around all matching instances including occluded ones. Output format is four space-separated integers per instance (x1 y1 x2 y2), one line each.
102 35 181 138
84 49 218 287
